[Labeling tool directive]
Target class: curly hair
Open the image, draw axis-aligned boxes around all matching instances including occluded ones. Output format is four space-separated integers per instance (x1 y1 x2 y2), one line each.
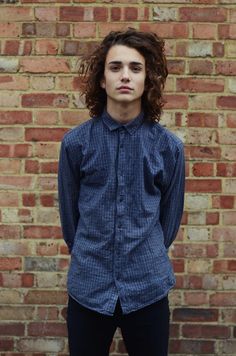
79 28 168 122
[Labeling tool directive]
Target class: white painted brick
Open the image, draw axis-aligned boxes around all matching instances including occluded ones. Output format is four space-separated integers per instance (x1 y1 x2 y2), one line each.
153 7 177 21
185 195 209 210
187 227 210 241
188 42 212 57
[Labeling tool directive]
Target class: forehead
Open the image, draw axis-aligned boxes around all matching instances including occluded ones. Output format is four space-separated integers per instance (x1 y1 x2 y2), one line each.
105 45 145 64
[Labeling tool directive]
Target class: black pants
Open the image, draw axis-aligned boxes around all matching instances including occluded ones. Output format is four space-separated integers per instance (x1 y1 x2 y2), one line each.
67 295 170 356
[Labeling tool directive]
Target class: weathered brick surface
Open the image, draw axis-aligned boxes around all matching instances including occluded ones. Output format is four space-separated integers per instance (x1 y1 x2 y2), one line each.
0 1 235 355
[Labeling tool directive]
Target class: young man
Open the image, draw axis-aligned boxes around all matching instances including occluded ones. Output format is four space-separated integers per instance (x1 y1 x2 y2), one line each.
58 29 185 356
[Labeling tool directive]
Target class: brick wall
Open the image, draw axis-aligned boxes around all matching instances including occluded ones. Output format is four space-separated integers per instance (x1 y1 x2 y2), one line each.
0 1 235 355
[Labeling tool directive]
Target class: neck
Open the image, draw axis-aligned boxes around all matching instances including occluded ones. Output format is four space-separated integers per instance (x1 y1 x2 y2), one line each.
106 100 142 124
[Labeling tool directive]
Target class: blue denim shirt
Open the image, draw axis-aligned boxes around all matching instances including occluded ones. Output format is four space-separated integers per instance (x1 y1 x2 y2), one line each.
58 110 185 315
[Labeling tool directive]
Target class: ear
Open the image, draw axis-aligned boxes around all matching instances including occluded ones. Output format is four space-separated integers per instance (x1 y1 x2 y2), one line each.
100 77 105 89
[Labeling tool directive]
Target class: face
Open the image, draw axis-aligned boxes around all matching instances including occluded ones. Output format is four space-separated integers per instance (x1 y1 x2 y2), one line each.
101 45 146 109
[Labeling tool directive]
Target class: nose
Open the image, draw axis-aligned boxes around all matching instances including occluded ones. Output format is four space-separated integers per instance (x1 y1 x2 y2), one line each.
120 66 130 82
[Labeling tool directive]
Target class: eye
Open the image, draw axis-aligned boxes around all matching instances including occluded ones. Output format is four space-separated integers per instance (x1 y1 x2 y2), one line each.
131 66 142 72
110 65 120 72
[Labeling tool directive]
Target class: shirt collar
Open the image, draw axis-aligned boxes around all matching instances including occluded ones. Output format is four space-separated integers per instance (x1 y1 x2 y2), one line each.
101 110 144 135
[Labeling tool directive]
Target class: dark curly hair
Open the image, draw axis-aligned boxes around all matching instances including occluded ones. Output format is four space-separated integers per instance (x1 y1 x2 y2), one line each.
79 28 168 122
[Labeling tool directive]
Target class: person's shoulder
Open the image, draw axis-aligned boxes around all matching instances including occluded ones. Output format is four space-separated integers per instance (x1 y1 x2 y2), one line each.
61 118 93 147
152 121 184 150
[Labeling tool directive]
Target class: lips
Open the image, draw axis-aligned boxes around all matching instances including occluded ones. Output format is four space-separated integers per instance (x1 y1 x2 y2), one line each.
117 86 133 90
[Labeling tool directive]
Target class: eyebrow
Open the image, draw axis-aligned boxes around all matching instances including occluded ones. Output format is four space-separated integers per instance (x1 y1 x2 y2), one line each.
108 61 144 66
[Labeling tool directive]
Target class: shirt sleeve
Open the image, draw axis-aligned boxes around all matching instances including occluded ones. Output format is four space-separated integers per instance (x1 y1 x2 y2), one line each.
159 143 185 249
58 139 80 253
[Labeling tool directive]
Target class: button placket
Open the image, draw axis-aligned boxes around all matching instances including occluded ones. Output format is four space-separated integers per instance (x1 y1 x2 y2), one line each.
114 128 126 282
117 129 125 223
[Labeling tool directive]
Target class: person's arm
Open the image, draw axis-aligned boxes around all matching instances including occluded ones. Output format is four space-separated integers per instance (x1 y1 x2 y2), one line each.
160 143 185 249
58 139 80 253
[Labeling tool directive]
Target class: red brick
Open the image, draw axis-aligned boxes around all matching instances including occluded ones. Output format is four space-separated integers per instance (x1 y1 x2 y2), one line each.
140 23 189 39
219 24 236 39
172 259 185 273
189 60 213 75
28 322 67 336
0 225 21 239
25 160 39 174
0 111 32 125
93 7 108 21
35 7 59 21
23 226 62 239
0 144 10 157
3 40 32 56
206 212 219 225
25 128 67 142
212 227 235 242
0 258 22 271
111 7 121 21
167 60 185 74
0 7 33 21
184 292 208 306
35 111 58 125
60 7 107 21
176 78 224 93
216 61 236 75
36 242 58 256
0 176 33 189
37 306 59 321
74 23 96 38
212 196 234 209
210 293 236 306
192 24 217 39
222 211 236 225
173 244 218 258
24 290 67 305
124 7 138 21
187 146 221 159
0 339 14 351
217 163 236 177
187 113 218 127
179 7 227 22
0 24 21 37
14 144 33 158
35 40 59 55
213 260 236 273
213 42 224 57
192 163 214 177
60 244 70 255
224 244 236 258
173 308 218 322
63 40 99 56
22 23 36 36
22 94 69 108
22 273 34 287
164 95 188 109
0 323 25 336
98 23 135 38
21 58 69 73
60 7 84 21
61 111 88 126
183 275 202 289
182 324 230 338
0 192 18 207
40 161 58 174
227 114 236 128
186 179 221 192
56 23 70 37
40 194 55 207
